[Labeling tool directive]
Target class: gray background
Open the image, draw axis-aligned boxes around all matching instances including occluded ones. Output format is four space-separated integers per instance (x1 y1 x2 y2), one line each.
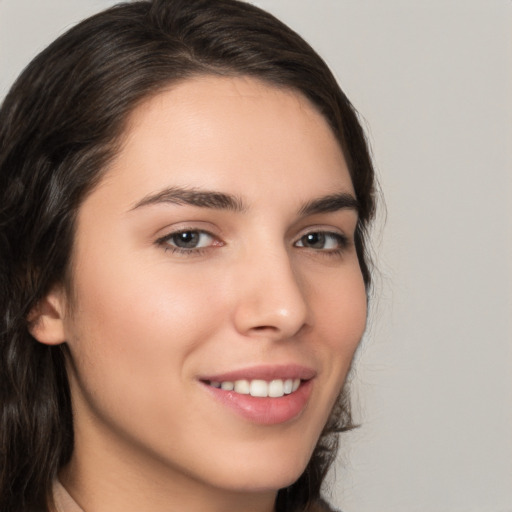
1 1 511 511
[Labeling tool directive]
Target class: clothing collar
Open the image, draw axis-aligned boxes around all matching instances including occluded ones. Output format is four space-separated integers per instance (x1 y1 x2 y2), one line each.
53 480 85 512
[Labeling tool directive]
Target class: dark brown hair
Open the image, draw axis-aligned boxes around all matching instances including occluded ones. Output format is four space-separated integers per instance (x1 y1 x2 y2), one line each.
0 1 376 510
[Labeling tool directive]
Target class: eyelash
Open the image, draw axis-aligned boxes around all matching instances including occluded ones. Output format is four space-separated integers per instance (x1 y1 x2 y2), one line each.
295 231 350 257
156 229 219 256
156 228 350 257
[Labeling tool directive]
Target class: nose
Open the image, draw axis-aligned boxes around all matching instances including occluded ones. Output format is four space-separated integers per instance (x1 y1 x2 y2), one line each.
232 247 310 340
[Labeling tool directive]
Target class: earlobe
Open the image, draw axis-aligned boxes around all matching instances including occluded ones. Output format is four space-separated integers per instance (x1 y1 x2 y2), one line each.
28 288 67 346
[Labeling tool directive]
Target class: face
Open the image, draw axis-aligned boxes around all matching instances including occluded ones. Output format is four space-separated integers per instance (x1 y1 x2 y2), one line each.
55 76 367 503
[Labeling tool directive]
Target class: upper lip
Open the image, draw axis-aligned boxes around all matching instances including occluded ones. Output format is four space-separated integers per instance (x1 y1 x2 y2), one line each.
199 364 316 383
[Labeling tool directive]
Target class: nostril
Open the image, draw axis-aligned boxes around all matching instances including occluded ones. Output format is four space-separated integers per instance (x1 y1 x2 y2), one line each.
252 325 278 332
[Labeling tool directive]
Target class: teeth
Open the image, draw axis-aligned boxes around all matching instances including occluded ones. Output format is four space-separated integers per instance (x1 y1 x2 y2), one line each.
220 381 234 391
268 379 284 397
250 379 268 397
234 379 250 394
209 378 302 397
283 379 293 394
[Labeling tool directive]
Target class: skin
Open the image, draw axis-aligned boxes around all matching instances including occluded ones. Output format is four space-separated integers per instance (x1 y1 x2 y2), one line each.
32 76 367 512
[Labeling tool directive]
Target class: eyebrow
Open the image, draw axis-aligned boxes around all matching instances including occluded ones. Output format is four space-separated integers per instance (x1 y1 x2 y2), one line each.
130 186 358 216
130 186 246 212
298 192 359 216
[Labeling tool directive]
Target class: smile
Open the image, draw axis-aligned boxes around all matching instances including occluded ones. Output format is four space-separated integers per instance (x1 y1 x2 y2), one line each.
200 365 316 424
206 378 302 398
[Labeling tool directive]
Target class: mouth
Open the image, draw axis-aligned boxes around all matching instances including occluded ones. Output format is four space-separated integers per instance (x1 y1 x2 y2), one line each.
204 378 302 398
199 365 315 425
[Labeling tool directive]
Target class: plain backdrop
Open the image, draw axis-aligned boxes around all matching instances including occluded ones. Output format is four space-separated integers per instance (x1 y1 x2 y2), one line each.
1 1 511 511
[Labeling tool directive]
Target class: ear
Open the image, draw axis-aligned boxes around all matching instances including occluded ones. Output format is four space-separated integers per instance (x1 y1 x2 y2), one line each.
28 286 67 346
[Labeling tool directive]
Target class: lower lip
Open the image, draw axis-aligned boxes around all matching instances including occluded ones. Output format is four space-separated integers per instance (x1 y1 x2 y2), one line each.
201 380 313 425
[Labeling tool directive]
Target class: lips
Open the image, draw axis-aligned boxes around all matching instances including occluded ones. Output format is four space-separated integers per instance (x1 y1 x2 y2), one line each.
199 365 315 425
200 364 316 383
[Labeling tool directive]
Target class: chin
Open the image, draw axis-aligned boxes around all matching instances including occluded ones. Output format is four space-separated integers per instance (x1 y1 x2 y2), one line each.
216 470 303 494
203 444 314 494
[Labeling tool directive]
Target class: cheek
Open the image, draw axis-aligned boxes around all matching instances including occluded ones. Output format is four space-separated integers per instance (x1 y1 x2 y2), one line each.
63 260 234 464
315 264 367 340
64 256 226 401
311 266 367 384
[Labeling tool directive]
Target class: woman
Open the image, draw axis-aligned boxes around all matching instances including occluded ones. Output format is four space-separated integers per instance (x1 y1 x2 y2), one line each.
0 1 376 511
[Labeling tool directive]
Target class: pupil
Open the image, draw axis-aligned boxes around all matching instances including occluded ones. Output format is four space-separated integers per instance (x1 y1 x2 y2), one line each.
304 233 325 248
173 231 199 248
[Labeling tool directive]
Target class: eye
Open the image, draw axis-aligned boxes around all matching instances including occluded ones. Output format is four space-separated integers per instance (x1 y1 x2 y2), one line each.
157 229 219 253
294 231 348 251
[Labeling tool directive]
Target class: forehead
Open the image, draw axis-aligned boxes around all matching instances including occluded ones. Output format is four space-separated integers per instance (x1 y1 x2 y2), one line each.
97 75 353 207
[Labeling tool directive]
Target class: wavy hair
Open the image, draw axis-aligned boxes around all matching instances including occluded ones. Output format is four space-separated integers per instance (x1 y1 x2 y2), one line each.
0 1 376 510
